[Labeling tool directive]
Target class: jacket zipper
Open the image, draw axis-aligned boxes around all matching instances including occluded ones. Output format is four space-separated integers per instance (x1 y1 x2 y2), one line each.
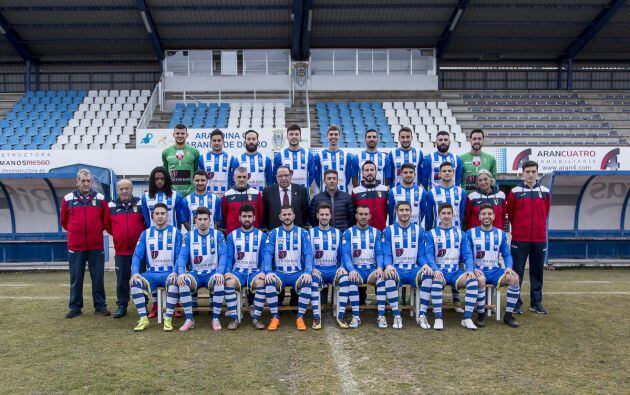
331 194 335 228
530 187 534 241
83 200 88 251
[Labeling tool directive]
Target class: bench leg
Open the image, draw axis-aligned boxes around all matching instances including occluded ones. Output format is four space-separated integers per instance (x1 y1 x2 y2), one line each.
409 288 415 318
414 287 420 319
333 286 340 318
486 285 493 318
237 291 242 323
157 288 163 324
496 287 501 321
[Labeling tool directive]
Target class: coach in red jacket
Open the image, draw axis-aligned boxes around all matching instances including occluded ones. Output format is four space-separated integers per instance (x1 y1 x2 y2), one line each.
61 169 111 318
105 179 147 318
352 160 388 230
222 165 264 234
507 160 551 315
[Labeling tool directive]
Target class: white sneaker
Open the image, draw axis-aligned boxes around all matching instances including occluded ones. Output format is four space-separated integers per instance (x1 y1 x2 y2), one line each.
433 318 444 330
393 315 403 330
349 316 361 328
377 316 388 329
454 307 465 313
461 318 477 330
417 314 431 330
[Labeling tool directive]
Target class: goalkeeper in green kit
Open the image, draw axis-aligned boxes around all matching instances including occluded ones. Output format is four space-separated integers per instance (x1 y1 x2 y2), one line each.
460 129 497 194
162 124 200 197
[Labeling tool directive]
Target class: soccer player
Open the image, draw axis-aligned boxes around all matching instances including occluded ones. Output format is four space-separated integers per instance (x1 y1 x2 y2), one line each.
352 161 389 231
263 205 314 331
465 169 507 230
222 166 264 234
199 129 236 197
162 123 200 197
273 124 315 189
388 163 427 226
421 131 463 190
309 203 352 329
424 203 478 330
342 205 387 329
468 203 520 328
385 126 422 187
233 129 273 192
425 162 466 230
382 202 433 329
223 204 268 330
314 125 354 193
130 203 183 332
175 207 227 332
460 129 497 193
142 166 185 228
352 129 388 187
182 170 222 231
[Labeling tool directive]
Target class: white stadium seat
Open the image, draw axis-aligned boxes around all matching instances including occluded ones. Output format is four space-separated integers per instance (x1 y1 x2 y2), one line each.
101 143 114 150
88 90 98 97
141 90 150 97
114 143 126 149
98 90 109 97
94 135 106 145
64 143 76 150
57 135 69 145
130 90 140 97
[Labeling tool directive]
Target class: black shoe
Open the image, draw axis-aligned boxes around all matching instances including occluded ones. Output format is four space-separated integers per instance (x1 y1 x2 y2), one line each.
514 305 523 315
193 311 200 317
475 312 486 328
65 310 82 319
503 312 519 328
113 306 127 318
94 308 111 316
530 304 548 315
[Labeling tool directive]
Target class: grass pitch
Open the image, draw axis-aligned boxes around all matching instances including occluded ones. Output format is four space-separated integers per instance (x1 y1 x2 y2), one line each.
0 269 629 394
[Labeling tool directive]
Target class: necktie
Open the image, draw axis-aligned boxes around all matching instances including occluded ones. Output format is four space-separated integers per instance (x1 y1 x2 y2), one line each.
282 188 289 206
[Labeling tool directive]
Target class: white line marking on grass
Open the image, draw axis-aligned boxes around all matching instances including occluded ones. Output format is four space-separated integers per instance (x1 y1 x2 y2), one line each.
571 281 612 284
324 325 360 395
0 296 66 300
0 283 32 287
546 291 630 295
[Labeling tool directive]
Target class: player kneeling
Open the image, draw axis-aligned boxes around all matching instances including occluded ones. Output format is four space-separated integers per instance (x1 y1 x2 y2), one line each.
425 203 479 330
468 203 520 328
176 207 227 332
382 202 433 329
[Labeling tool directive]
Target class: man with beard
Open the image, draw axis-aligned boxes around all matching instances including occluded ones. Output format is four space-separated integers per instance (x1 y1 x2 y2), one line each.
199 129 236 197
162 124 200 197
273 124 315 189
421 131 463 190
385 126 422 187
314 125 355 193
233 129 274 193
222 166 264 234
460 129 497 194
388 163 427 227
352 161 388 231
352 129 388 187
182 170 222 231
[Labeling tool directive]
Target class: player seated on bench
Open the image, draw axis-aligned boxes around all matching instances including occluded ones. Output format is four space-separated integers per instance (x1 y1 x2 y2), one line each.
130 203 183 332
176 206 227 332
382 201 434 330
223 204 268 330
263 205 314 331
309 202 352 329
342 205 388 329
467 203 520 328
425 203 479 331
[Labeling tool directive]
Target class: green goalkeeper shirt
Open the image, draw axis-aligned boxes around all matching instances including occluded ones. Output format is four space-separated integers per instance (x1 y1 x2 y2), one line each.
162 144 200 197
460 151 497 193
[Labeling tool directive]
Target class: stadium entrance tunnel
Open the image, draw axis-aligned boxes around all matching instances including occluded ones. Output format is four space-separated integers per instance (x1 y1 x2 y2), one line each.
0 164 116 264
542 171 630 262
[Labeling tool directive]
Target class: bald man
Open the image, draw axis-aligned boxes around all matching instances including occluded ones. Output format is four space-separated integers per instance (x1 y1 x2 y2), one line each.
105 180 148 318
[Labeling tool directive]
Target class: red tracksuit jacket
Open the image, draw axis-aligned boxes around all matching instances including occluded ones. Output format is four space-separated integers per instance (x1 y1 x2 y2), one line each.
61 189 110 251
222 185 264 235
465 187 507 230
105 196 147 256
352 181 389 231
506 182 551 243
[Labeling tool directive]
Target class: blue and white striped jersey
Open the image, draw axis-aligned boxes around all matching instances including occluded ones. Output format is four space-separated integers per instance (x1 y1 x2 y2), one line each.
353 150 388 185
141 191 184 228
421 151 464 189
225 228 267 273
273 147 315 188
385 147 422 186
388 184 427 226
182 192 222 230
233 152 274 192
466 226 513 270
314 149 354 192
382 223 425 270
341 226 383 271
199 151 236 196
264 225 313 274
309 226 342 268
131 225 183 274
424 226 473 273
177 229 226 275
425 184 467 230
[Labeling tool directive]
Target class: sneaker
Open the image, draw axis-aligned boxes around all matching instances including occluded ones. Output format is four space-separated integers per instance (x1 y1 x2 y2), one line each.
163 317 173 331
252 319 265 330
312 318 322 330
94 308 111 316
349 316 361 329
503 312 519 328
179 319 195 332
530 304 548 315
393 315 403 330
268 317 280 331
148 303 158 318
454 307 465 314
336 316 349 329
460 318 477 330
377 316 388 329
211 318 222 332
296 316 307 331
65 310 82 319
133 316 149 332
227 319 239 330
433 318 444 330
416 314 431 330
476 312 486 328
113 306 127 319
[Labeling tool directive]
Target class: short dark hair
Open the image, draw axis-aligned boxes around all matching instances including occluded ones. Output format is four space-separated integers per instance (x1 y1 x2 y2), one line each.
479 203 494 213
365 128 378 138
244 129 258 139
327 125 340 134
317 202 332 214
522 160 538 171
396 201 411 211
400 163 416 173
324 169 338 178
439 161 453 170
436 130 450 138
153 202 168 212
362 160 376 171
470 129 484 139
438 203 453 214
356 204 370 213
175 124 187 131
239 204 255 215
280 205 294 213
275 165 292 176
287 124 301 133
193 170 208 179
210 129 224 139
398 126 413 135
195 206 211 218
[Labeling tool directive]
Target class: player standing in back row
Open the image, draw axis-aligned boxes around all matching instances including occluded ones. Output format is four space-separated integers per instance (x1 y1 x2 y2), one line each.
162 123 200 197
314 125 355 193
199 129 236 197
460 129 497 193
273 124 315 189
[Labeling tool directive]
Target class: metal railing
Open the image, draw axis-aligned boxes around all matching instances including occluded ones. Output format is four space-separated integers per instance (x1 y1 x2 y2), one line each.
137 82 160 129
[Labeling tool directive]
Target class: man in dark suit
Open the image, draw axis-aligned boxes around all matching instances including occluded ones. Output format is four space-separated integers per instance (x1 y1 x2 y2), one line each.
263 165 309 231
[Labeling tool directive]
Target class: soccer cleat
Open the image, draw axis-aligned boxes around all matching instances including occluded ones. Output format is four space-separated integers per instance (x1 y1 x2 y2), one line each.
460 318 477 330
349 316 361 329
211 318 222 332
179 319 195 332
133 316 149 332
476 312 486 328
312 318 322 330
433 318 444 330
530 304 548 315
336 317 349 329
94 308 111 316
65 310 82 319
454 307 465 314
377 316 388 329
113 306 127 319
296 316 307 331
416 314 431 330
148 303 158 318
163 317 173 331
393 315 403 330
227 319 240 330
252 319 266 330
503 312 520 328
267 317 280 331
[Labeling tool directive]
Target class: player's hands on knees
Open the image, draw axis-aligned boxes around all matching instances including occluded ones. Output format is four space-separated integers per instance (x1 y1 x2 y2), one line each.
349 270 360 282
433 270 444 282
374 267 384 280
338 267 348 276
212 273 224 286
420 264 433 276
224 273 234 281
300 274 312 286
167 272 178 284
177 274 188 287
464 271 476 281
264 273 277 285
474 269 485 279
312 268 322 278
130 273 141 285
384 265 397 280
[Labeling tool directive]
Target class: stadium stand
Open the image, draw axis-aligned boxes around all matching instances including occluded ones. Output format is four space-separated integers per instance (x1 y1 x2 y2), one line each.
51 90 150 150
167 101 286 130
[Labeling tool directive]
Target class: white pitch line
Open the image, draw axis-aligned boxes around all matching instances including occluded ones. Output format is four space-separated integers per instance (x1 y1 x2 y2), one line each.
546 291 630 295
0 283 31 287
324 324 360 395
0 296 66 300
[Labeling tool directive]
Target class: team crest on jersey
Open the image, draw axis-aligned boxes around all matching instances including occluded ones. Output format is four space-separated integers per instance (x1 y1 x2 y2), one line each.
353 249 362 258
176 150 184 161
133 206 138 213
194 256 203 264
378 192 382 198
472 156 481 167
92 200 97 206
395 248 404 257
248 195 252 201
237 251 245 260
315 250 324 259
433 173 440 180
207 172 215 180
278 250 287 259
437 249 446 257
151 251 160 259
397 168 402 175
476 251 485 259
